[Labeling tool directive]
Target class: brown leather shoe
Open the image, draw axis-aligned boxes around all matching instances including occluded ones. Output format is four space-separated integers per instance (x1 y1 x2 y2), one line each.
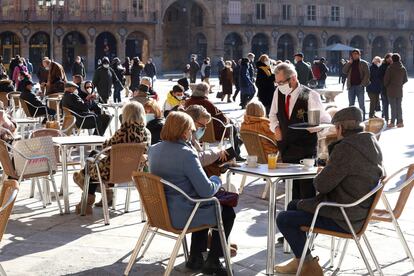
75 194 96 215
73 171 85 190
397 123 404 128
300 256 323 276
274 258 299 274
387 123 395 128
95 190 114 207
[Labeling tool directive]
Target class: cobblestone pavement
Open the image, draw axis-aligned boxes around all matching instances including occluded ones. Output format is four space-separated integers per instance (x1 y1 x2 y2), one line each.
1 76 413 275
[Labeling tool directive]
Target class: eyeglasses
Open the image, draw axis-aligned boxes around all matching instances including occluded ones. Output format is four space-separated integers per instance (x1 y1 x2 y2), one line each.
275 77 290 86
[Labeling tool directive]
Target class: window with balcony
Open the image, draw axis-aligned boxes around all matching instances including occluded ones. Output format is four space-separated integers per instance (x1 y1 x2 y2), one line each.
397 9 406 27
307 5 316 21
132 0 145 17
1 0 14 17
282 4 291 21
374 8 383 26
36 3 48 17
256 3 266 20
68 0 81 17
101 0 112 17
228 0 241 24
331 6 340 22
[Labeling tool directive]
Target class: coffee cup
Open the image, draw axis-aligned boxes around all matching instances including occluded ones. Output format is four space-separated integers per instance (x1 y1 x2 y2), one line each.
247 155 258 168
308 110 320 126
300 158 315 168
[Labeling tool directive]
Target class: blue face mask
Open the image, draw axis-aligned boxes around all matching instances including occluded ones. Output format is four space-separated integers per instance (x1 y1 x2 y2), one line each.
195 127 206 140
145 113 155 123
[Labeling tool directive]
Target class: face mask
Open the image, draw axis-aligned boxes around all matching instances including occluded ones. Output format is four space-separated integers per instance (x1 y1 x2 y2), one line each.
145 113 155 123
18 63 23 66
18 77 23 81
86 88 93 93
264 60 270 66
176 95 184 100
278 82 292 95
103 64 109 68
376 63 381 67
45 66 50 70
195 127 206 140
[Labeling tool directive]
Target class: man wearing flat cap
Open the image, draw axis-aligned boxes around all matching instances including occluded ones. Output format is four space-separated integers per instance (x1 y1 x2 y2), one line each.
275 106 384 275
20 79 56 118
62 81 111 136
294 53 314 86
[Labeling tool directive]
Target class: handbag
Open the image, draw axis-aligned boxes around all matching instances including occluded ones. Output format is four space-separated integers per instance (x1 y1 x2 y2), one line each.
216 91 224 99
13 136 57 176
215 187 239 207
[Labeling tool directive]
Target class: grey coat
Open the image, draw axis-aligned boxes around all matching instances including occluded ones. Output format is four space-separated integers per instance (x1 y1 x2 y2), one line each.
342 59 370 89
384 61 408 98
298 132 383 232
148 140 221 229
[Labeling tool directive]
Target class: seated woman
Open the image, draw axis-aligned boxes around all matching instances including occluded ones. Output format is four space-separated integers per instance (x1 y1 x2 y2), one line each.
163 84 185 117
240 101 279 156
143 99 164 145
79 80 101 114
73 101 151 213
185 105 230 177
16 71 31 92
149 111 235 275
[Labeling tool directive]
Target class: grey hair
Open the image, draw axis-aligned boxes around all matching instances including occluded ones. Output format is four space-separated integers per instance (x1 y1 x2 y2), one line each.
185 105 211 123
335 120 365 137
191 82 210 97
122 101 146 125
274 62 297 78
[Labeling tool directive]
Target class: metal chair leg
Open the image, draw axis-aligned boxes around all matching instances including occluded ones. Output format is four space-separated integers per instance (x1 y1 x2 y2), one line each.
334 239 349 273
239 175 247 194
182 235 189 262
112 188 117 210
335 238 343 258
124 223 150 276
296 232 316 276
125 186 132 213
353 237 374 276
261 178 270 199
29 179 35 198
50 175 63 215
35 178 46 208
362 234 383 276
140 229 157 257
330 237 335 267
164 232 186 276
0 263 7 276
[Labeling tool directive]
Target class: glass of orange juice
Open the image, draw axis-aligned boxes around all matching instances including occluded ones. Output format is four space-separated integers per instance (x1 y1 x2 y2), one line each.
268 153 278 169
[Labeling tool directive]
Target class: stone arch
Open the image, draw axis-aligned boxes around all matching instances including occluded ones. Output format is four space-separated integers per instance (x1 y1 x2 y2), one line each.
326 35 342 66
162 0 214 27
62 31 87 71
95 31 117 66
29 31 50 73
125 31 150 62
302 34 319 61
224 32 243 61
251 33 270 59
277 33 295 61
372 36 387 59
393 36 407 62
0 31 21 69
350 35 366 53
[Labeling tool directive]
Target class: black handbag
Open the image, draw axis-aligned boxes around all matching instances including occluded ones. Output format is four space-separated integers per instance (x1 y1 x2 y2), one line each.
215 188 239 207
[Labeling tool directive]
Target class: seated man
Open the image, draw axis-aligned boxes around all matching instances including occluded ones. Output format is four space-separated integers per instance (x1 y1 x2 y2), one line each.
131 84 151 106
275 106 384 275
140 77 159 101
20 80 56 118
62 81 111 136
184 82 244 161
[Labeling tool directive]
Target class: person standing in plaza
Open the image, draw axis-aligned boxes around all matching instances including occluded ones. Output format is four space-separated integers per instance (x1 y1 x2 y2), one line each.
143 57 157 87
25 58 33 76
232 60 241 102
239 58 255 109
123 57 132 97
269 62 331 200
92 57 122 103
378 53 393 123
189 56 200 83
342 49 370 120
200 57 211 84
294 53 313 86
366 56 383 118
130 57 145 91
316 58 328 89
12 58 28 90
8 55 20 81
255 54 275 115
47 61 67 95
219 61 233 102
384 53 408 128
247 52 256 81
111 57 125 103
71 56 86 79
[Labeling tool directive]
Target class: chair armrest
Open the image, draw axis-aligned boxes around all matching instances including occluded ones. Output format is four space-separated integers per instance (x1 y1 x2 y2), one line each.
86 146 112 164
160 179 220 205
258 133 278 148
0 189 18 213
384 174 414 194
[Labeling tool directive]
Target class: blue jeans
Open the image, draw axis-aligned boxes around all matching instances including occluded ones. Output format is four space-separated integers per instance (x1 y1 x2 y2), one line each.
276 200 348 258
348 85 366 119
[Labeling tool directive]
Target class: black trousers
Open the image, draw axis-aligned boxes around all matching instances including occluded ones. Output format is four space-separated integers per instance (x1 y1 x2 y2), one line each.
368 92 380 118
190 205 235 259
78 113 111 136
292 179 316 200
190 74 197 84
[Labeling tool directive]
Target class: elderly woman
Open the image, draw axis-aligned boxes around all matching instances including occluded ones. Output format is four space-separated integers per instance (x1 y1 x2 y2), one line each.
47 61 67 95
144 99 164 145
219 61 233 102
366 56 383 118
240 101 279 156
186 105 230 177
73 101 151 214
185 82 244 161
149 111 235 275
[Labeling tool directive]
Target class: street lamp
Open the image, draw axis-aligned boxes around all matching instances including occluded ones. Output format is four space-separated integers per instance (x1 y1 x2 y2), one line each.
37 0 65 60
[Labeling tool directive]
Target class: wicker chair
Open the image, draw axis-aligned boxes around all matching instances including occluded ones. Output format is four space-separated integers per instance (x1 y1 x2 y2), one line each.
62 107 99 136
0 180 19 276
81 143 147 225
6 92 20 117
0 93 8 108
124 172 233 276
364 118 386 140
0 140 63 214
297 181 384 276
239 130 279 198
19 99 49 119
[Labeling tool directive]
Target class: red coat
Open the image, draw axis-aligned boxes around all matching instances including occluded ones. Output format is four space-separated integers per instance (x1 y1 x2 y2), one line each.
184 96 229 139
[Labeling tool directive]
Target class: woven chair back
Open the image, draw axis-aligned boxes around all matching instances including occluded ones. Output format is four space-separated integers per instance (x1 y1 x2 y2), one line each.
109 143 146 184
200 120 216 143
0 141 17 179
0 180 19 241
240 131 268 164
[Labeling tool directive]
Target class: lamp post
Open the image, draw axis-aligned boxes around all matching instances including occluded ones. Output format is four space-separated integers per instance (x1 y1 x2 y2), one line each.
37 0 64 60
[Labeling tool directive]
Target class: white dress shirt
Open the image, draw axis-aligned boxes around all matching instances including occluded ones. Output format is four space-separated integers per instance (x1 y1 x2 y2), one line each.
269 84 331 132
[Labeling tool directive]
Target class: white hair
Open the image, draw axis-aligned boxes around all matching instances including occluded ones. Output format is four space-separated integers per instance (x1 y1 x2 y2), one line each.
274 62 297 78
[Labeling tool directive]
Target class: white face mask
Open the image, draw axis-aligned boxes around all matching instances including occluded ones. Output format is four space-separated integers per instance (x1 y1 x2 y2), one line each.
176 95 184 100
264 60 270 66
278 83 292 95
86 88 93 93
103 64 109 69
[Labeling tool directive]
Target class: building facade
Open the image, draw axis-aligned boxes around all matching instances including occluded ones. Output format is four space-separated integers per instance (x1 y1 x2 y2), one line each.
1 0 414 73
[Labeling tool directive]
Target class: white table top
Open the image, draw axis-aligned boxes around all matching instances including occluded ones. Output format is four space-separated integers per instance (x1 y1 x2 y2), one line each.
15 118 39 124
53 135 106 146
229 163 318 178
101 103 124 108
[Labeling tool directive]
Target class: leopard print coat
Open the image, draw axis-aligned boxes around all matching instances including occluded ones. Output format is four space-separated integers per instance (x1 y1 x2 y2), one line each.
88 121 151 182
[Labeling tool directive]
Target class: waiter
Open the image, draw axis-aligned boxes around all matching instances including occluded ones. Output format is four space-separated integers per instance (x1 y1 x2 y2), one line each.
269 62 331 199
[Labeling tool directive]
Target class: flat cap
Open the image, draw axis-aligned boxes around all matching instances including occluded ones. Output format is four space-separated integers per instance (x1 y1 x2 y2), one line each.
137 84 149 93
24 80 34 86
294 52 304 58
331 106 363 125
65 81 79 89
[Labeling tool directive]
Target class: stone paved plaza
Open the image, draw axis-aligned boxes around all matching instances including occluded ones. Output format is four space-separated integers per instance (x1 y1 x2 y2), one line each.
1 77 414 275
